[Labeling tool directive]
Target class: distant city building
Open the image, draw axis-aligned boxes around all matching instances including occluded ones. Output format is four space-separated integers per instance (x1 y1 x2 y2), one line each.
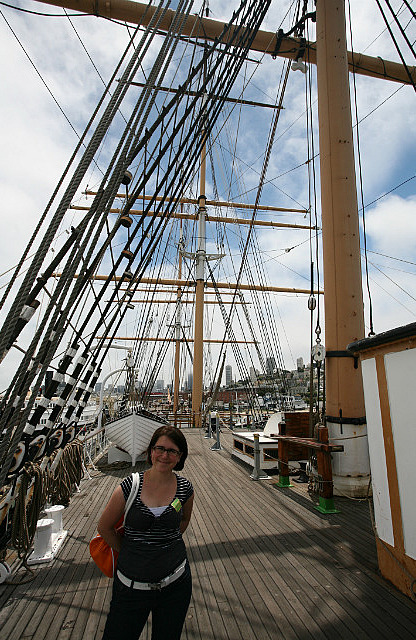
156 379 165 391
95 382 102 393
249 366 258 385
187 373 193 391
297 357 304 371
265 357 276 374
225 365 233 386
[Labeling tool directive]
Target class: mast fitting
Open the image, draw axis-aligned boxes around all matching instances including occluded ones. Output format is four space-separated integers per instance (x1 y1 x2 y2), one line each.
326 350 359 369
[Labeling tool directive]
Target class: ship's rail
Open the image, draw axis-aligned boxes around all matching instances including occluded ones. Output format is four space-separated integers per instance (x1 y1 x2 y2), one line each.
79 426 109 467
270 426 344 514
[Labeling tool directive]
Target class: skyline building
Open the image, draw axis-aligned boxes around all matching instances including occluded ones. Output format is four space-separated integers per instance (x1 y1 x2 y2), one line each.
187 372 193 391
265 356 276 374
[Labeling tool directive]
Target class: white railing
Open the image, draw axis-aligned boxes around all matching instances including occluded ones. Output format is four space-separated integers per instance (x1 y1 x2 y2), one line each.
80 426 109 468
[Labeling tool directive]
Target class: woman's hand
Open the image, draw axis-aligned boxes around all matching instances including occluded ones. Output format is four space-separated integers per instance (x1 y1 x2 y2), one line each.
97 486 126 552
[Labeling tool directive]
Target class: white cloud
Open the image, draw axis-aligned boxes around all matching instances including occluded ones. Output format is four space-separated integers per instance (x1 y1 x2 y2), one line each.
366 194 416 257
360 195 416 333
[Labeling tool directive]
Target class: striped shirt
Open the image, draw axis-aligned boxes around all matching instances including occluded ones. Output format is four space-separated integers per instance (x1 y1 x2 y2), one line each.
117 472 193 581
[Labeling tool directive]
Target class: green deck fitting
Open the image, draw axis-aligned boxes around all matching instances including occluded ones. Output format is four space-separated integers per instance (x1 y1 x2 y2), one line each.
274 475 293 488
315 496 340 514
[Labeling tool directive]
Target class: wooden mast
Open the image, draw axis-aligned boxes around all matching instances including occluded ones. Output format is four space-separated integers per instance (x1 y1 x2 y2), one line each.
191 53 208 429
316 0 368 497
173 221 183 424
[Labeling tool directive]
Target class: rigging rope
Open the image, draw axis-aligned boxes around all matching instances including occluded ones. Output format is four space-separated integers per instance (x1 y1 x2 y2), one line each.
0 1 182 480
0 0 273 487
0 18 136 314
348 0 375 336
375 0 416 91
10 462 46 569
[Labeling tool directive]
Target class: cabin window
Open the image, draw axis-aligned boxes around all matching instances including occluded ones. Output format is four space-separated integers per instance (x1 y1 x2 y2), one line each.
244 444 254 457
264 448 278 461
233 439 244 452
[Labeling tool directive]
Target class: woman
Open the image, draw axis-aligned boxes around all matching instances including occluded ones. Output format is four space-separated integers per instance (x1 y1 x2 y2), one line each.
98 426 194 640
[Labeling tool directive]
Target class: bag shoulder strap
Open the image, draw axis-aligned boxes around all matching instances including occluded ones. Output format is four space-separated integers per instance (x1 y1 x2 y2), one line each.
123 472 141 524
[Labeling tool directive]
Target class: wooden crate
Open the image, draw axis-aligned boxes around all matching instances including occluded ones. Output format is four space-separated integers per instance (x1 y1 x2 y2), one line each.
283 411 310 460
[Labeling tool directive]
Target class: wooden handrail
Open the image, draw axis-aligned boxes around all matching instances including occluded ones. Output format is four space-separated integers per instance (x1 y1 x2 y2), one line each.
269 434 344 452
274 425 343 513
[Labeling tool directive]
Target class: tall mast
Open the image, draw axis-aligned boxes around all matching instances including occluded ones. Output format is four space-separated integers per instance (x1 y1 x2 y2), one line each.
316 0 368 496
191 64 208 428
173 220 183 425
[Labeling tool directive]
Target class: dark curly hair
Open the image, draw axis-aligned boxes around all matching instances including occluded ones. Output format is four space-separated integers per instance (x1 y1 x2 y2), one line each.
146 426 188 471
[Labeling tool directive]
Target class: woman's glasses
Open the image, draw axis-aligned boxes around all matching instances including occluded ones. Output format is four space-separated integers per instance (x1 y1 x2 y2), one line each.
152 445 181 457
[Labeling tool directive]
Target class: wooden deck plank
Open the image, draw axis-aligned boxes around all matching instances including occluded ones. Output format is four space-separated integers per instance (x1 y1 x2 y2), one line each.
214 435 415 639
190 455 311 640
187 519 227 640
1 429 416 640
190 454 276 640
0 471 118 640
224 492 373 637
248 478 414 636
191 444 342 640
190 501 253 639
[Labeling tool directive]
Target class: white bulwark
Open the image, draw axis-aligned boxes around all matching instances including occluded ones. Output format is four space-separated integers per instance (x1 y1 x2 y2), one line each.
349 322 416 600
232 413 282 470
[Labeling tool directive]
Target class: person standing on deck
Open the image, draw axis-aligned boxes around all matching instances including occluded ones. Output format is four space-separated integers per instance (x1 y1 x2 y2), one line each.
98 426 194 640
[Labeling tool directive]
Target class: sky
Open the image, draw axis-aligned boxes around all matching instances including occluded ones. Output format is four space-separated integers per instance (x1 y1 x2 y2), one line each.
0 0 415 394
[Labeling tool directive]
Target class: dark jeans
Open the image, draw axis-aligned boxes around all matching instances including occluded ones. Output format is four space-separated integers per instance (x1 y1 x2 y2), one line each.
102 563 192 640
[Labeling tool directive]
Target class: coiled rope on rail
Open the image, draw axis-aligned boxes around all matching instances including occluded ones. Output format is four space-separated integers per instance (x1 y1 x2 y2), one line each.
9 462 46 579
48 440 84 506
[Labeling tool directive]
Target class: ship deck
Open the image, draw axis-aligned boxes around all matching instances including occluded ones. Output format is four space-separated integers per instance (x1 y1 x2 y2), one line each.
1 428 416 639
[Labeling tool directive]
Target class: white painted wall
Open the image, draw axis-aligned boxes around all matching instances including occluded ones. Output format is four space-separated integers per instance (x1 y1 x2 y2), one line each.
384 349 416 561
361 358 394 547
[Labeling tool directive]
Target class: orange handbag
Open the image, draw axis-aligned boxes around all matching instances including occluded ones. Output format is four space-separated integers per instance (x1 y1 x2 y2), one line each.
89 518 124 578
89 473 140 578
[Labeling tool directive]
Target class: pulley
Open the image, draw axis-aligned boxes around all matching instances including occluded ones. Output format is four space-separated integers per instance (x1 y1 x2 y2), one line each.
121 249 133 261
120 214 133 228
292 57 307 73
308 295 316 311
311 343 325 362
121 170 132 186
